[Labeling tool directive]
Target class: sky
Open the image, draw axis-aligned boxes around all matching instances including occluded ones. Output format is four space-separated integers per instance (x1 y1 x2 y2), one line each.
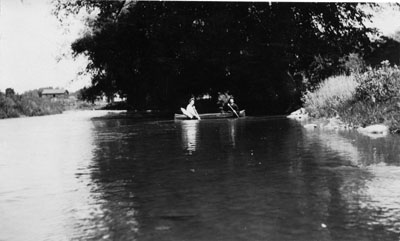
0 1 400 93
0 0 90 93
363 4 400 37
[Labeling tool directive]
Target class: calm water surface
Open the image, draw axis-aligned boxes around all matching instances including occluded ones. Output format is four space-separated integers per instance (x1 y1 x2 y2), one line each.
1 111 400 241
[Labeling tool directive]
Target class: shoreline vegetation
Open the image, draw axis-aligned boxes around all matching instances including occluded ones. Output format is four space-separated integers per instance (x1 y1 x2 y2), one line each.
0 88 171 120
0 89 109 119
290 60 400 137
0 90 64 119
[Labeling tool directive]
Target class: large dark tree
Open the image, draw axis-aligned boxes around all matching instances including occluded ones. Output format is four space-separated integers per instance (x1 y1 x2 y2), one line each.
53 1 376 114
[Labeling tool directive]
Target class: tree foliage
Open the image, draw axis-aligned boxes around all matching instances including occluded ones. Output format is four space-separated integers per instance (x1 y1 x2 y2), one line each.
366 36 400 67
0 90 64 118
53 1 376 113
355 61 400 103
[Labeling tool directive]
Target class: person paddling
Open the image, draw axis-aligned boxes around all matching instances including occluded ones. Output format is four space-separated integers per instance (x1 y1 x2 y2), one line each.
226 97 240 117
181 97 201 120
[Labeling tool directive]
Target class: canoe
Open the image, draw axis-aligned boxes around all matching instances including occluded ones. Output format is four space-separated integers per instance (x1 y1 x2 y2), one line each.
174 111 245 120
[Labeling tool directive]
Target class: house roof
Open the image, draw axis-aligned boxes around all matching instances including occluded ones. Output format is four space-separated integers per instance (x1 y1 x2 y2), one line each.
42 89 68 95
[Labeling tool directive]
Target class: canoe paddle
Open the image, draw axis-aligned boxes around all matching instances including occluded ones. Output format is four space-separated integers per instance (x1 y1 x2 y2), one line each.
227 103 240 118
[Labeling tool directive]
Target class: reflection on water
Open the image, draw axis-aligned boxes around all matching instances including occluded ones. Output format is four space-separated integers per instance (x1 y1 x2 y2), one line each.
180 120 199 154
363 164 400 234
300 124 400 238
0 111 121 241
2 113 400 240
227 119 237 148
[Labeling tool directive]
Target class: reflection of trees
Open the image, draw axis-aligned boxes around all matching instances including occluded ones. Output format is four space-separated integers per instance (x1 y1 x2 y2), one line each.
85 116 400 240
87 117 202 240
340 131 400 166
83 118 141 240
297 124 400 239
88 118 213 240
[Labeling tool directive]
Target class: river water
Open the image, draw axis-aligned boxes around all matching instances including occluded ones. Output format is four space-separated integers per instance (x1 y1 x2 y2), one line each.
1 111 400 241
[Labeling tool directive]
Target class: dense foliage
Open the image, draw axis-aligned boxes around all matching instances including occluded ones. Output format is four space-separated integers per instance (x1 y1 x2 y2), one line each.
303 75 359 118
304 61 400 131
53 1 376 114
0 89 64 119
355 61 400 103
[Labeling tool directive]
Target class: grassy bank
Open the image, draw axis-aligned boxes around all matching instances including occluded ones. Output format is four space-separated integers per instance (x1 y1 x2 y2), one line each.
0 90 64 119
303 61 400 132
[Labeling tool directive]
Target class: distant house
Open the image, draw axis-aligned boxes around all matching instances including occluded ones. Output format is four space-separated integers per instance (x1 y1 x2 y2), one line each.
41 89 69 99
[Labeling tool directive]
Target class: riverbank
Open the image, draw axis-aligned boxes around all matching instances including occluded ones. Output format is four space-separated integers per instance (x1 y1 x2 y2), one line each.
0 90 64 119
288 112 390 139
295 61 400 135
0 88 119 119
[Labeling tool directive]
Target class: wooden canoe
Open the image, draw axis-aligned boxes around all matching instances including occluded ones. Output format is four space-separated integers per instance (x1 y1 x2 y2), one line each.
174 111 245 120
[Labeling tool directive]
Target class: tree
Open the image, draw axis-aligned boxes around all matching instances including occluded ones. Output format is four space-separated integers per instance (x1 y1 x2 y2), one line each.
365 36 400 67
77 86 101 103
5 88 15 98
53 1 376 113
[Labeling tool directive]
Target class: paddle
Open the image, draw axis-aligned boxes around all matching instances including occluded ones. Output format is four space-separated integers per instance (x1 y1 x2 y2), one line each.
227 103 239 118
193 108 201 120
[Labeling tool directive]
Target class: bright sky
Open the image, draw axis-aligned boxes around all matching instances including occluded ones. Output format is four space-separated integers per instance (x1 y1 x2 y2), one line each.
0 0 90 93
363 3 400 37
0 1 400 93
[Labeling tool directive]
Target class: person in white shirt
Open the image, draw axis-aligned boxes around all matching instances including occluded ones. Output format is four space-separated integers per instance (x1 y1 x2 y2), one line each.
182 98 201 119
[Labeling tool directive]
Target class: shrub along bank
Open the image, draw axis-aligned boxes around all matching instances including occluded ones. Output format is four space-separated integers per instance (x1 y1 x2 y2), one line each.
0 90 64 119
303 61 400 132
